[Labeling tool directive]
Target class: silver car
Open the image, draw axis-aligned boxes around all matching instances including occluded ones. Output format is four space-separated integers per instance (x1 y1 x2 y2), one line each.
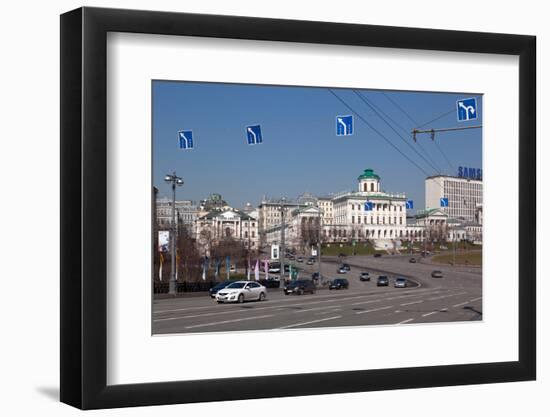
216 280 267 303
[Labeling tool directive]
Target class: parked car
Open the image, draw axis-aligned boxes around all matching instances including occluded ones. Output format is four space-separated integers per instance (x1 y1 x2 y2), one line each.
394 277 407 288
296 257 304 263
329 278 349 290
215 281 267 303
306 258 314 265
342 263 351 271
359 272 371 281
377 275 389 286
431 270 444 278
284 279 316 295
409 258 417 263
337 266 348 274
373 253 382 258
209 281 234 298
262 277 282 288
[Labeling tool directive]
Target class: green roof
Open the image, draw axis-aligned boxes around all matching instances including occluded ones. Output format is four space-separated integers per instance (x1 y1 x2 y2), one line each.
357 169 380 180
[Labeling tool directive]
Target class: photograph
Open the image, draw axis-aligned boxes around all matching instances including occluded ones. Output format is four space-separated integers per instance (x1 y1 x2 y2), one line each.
151 81 483 335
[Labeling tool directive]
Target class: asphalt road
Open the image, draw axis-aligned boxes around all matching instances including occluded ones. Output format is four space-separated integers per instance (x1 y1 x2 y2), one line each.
152 254 482 335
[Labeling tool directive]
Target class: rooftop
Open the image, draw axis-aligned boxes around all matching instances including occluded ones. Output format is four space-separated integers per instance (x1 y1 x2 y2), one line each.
357 168 380 181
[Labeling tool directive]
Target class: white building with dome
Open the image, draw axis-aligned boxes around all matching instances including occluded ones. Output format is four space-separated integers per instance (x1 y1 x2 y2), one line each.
326 169 408 248
263 169 410 251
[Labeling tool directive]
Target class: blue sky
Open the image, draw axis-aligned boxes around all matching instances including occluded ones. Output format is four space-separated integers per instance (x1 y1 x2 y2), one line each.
152 81 482 211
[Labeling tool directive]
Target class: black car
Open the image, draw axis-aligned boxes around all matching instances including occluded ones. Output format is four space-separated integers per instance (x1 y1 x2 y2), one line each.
373 253 382 258
342 263 351 271
329 278 349 290
409 258 417 263
377 275 389 286
284 279 316 295
209 281 233 298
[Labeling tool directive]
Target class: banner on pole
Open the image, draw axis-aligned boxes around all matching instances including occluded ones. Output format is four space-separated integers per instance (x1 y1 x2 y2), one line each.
158 231 169 252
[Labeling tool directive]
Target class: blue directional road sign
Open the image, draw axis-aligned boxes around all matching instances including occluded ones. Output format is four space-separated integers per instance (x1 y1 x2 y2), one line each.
246 125 263 145
364 201 374 211
178 130 193 150
457 98 477 122
336 115 353 136
406 200 414 209
440 197 449 207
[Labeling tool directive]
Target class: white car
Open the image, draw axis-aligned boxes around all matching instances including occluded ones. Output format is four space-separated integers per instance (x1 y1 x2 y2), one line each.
215 281 267 303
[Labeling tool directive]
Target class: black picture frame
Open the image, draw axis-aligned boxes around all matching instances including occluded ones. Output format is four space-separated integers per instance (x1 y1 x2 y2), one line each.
60 6 536 410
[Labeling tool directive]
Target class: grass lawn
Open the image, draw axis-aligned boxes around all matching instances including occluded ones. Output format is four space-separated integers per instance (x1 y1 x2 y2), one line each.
431 251 482 266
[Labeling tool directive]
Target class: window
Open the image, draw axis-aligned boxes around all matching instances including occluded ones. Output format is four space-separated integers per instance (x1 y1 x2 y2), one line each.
370 183 374 192
351 216 355 224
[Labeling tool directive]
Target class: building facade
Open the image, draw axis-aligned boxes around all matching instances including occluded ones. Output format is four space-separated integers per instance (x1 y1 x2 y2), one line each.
263 169 410 250
156 197 200 232
328 169 408 243
425 175 483 223
194 208 259 254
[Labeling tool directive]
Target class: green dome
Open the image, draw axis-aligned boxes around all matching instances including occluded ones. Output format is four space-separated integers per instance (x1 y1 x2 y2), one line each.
358 169 380 180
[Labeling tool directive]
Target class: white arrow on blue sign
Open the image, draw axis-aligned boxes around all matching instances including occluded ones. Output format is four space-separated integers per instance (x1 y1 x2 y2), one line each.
336 115 353 136
178 130 193 150
440 197 449 207
364 201 374 211
406 200 414 209
246 125 263 145
456 98 477 122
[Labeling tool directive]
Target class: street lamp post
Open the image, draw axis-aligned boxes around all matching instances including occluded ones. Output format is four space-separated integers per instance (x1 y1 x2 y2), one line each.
278 197 286 285
164 172 184 295
317 207 322 285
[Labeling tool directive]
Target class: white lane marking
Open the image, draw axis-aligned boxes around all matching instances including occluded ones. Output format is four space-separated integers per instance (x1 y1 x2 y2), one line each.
470 297 482 302
183 314 274 329
295 305 343 313
155 288 444 318
453 301 469 308
154 286 447 314
350 289 444 306
400 300 423 306
355 305 394 315
153 305 218 314
397 318 414 324
278 315 342 329
427 292 468 301
421 308 448 318
351 299 382 306
315 308 343 315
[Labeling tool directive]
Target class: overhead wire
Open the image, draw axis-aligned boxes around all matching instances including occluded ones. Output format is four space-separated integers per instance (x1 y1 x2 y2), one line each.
354 90 443 174
328 89 433 179
382 91 457 177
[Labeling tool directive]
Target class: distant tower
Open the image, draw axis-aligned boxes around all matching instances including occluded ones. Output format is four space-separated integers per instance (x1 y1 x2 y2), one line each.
358 168 381 193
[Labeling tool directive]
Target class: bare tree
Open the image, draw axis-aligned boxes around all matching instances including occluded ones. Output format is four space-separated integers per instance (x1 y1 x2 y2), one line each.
176 225 202 282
